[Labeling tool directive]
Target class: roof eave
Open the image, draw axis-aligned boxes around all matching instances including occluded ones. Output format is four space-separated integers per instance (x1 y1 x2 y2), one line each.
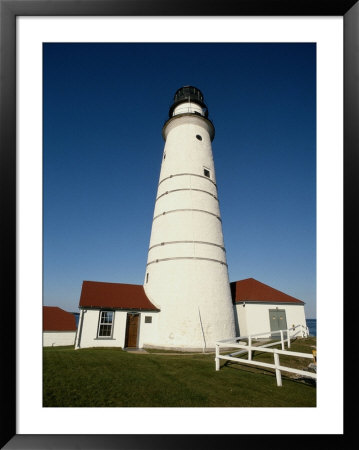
79 305 160 312
234 300 305 305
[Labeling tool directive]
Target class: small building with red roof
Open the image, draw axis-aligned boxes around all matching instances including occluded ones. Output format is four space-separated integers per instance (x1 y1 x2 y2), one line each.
230 278 307 338
74 277 307 350
43 306 77 347
75 281 160 349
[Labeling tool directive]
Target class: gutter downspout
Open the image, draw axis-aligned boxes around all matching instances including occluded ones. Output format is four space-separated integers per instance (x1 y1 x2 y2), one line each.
75 309 86 349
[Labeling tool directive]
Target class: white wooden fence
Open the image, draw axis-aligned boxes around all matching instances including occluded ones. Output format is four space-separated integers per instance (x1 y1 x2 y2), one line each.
215 324 316 386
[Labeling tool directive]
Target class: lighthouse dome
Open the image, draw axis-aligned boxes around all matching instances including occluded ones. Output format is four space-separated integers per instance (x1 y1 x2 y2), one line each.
169 86 208 118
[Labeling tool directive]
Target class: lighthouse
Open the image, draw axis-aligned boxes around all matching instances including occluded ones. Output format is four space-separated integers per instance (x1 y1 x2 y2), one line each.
143 86 236 350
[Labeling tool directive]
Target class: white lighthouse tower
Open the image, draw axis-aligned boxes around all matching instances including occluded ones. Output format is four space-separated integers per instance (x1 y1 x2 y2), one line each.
144 86 236 350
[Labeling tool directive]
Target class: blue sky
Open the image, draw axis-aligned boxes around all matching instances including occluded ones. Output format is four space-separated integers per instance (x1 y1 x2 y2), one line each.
43 43 316 318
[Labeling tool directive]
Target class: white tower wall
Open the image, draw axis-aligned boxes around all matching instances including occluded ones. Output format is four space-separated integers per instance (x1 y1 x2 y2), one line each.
144 87 236 350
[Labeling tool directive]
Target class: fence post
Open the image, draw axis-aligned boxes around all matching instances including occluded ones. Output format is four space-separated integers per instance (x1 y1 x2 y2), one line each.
215 344 220 371
301 325 305 338
274 351 282 386
287 329 291 349
248 336 252 361
280 330 284 350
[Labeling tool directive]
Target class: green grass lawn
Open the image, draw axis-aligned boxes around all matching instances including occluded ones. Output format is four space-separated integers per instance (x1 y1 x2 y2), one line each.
43 337 316 407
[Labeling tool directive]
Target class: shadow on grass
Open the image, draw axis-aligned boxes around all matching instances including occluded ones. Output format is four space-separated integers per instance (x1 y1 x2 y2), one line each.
223 360 316 387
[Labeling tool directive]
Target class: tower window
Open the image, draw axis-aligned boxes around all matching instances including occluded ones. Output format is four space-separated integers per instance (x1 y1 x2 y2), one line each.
196 134 202 141
146 273 149 283
145 316 152 324
163 153 166 159
203 168 211 178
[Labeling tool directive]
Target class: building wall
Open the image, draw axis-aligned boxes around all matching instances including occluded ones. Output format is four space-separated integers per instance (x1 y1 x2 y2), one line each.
74 303 306 348
233 304 247 337
75 308 158 349
138 312 159 348
235 303 307 338
43 331 76 347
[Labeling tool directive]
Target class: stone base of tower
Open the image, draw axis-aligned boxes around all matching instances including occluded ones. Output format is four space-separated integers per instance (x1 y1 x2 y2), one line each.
143 260 236 351
142 343 237 353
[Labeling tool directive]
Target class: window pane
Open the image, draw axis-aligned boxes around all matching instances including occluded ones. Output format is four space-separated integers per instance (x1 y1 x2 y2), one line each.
101 311 113 324
99 324 112 337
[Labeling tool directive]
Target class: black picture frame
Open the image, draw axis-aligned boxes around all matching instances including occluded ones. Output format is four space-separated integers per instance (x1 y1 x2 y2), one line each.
1 0 356 448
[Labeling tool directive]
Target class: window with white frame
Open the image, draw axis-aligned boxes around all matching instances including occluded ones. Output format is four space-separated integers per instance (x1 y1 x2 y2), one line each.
98 310 114 337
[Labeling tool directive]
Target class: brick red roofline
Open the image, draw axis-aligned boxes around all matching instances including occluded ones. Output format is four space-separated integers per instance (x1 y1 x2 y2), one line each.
230 277 305 305
43 306 77 331
79 281 160 311
83 280 139 287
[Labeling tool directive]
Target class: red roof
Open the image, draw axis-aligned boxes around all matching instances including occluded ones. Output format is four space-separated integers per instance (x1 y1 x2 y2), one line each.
230 278 304 305
79 281 160 311
43 306 77 331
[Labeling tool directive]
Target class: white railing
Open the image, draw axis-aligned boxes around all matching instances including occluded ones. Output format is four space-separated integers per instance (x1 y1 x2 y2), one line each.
215 325 315 387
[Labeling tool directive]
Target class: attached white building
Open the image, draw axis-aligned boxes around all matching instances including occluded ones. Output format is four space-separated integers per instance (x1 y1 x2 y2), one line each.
75 277 307 350
230 278 307 338
75 281 159 350
43 306 77 347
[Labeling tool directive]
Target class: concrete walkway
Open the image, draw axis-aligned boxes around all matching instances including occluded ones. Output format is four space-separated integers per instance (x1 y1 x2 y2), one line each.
123 348 148 354
124 348 215 355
